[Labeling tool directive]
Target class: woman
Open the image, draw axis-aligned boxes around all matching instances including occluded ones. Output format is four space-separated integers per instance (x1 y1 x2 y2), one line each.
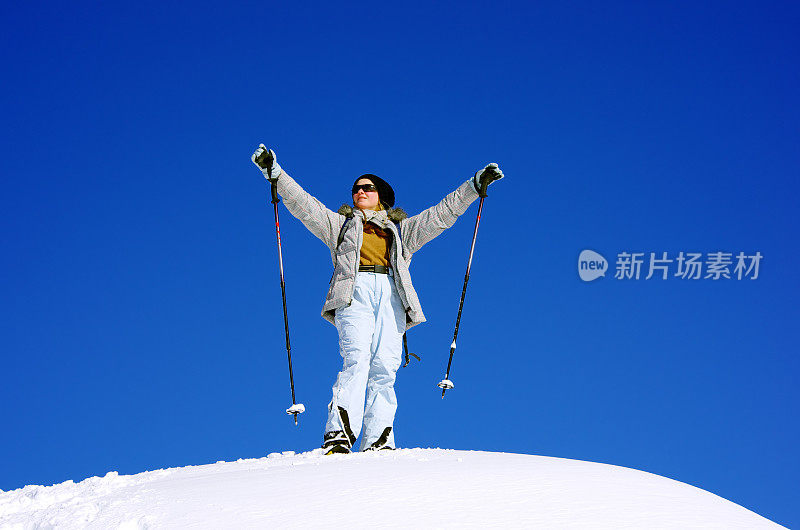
251 145 503 454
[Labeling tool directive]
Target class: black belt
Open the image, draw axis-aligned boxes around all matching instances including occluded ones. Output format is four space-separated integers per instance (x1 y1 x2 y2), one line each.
358 264 392 274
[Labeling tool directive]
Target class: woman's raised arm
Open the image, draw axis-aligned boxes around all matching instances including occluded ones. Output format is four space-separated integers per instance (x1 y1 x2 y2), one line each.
252 145 343 246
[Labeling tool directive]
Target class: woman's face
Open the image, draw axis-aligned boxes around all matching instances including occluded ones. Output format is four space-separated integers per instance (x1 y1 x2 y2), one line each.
353 178 380 211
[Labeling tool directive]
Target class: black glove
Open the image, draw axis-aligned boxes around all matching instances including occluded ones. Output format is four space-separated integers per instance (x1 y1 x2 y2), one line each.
473 163 504 197
251 144 282 182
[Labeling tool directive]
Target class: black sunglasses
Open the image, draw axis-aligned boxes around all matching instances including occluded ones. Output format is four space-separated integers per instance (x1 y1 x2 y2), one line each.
352 183 378 194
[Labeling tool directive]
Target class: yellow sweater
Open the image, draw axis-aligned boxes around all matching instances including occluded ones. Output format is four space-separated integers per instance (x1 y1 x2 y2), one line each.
360 221 391 267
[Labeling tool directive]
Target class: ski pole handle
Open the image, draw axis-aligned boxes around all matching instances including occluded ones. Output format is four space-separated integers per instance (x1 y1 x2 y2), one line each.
254 148 275 174
475 163 503 198
271 180 279 204
478 178 491 198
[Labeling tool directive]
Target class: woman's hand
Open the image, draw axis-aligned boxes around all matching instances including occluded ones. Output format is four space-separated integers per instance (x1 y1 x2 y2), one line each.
473 163 504 197
251 144 282 182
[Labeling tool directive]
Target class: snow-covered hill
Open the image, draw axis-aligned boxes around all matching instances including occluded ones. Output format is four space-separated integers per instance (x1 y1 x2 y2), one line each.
0 448 784 529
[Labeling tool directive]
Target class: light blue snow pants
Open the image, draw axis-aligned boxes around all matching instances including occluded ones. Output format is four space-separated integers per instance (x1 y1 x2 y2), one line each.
325 270 405 450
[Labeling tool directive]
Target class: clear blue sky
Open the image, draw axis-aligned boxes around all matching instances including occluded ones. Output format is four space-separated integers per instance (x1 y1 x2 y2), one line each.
2 1 798 526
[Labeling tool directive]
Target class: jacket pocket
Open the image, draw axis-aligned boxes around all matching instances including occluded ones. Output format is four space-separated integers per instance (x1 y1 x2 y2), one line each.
336 240 356 255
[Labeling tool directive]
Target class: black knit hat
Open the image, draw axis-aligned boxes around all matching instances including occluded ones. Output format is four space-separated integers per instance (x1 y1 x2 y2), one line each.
353 173 395 208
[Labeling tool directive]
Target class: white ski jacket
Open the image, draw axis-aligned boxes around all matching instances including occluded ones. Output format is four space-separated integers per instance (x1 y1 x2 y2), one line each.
275 171 481 329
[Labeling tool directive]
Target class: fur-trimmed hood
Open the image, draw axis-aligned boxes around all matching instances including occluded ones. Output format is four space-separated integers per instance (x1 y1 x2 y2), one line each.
337 204 408 223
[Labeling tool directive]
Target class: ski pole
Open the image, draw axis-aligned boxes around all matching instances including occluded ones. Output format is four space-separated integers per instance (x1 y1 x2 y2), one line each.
256 148 305 425
437 181 489 398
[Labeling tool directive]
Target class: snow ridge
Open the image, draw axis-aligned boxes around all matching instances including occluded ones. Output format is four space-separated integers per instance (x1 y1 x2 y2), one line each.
0 448 785 529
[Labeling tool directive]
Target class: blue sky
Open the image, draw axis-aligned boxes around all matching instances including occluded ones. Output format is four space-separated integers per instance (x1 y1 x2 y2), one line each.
2 1 798 526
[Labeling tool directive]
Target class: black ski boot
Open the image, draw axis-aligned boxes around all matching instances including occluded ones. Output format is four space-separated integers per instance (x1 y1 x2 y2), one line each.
322 430 352 455
322 406 357 455
362 427 395 451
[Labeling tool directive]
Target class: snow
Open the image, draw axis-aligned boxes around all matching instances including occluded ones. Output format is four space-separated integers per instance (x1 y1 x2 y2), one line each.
0 448 784 529
285 403 306 414
437 378 454 390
